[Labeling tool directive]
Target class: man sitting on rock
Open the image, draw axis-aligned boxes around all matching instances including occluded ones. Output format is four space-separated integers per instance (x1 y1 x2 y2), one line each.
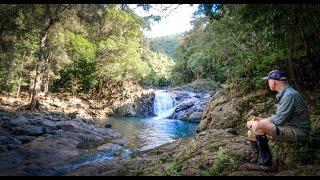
246 70 311 167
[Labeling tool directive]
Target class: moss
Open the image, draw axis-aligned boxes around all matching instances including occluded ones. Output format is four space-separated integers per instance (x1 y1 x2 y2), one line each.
163 157 183 176
197 147 237 176
153 156 165 165
127 166 146 176
178 141 197 161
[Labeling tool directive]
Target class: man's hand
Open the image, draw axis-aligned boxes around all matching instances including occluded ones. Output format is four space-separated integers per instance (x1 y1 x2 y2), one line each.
247 120 259 130
248 115 263 121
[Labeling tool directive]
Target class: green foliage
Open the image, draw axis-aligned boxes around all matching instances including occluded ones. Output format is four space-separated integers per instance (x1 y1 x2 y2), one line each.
1 4 176 96
148 34 182 59
95 6 154 84
179 141 197 160
163 157 182 176
128 166 146 176
173 4 320 93
141 51 174 87
179 79 221 93
154 156 165 165
65 30 97 61
53 58 98 94
0 5 39 94
2 4 319 98
199 147 237 176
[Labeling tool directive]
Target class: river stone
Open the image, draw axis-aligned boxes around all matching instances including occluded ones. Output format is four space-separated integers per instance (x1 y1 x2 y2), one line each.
6 144 21 150
52 99 63 107
225 128 238 135
56 121 76 131
1 116 10 120
9 116 28 126
42 119 56 127
15 135 35 144
0 145 7 153
23 164 46 176
15 125 45 136
32 115 43 121
0 135 22 145
68 112 77 119
175 101 195 112
104 123 112 128
50 117 61 122
43 126 58 134
111 138 128 147
187 112 203 122
96 143 122 152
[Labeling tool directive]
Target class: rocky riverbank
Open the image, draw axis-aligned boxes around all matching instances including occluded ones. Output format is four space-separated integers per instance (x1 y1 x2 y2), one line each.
1 82 319 176
66 89 320 176
67 127 320 176
0 80 212 176
0 93 129 176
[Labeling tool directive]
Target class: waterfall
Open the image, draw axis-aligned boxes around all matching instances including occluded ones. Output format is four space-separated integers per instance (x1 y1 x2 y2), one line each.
153 90 175 118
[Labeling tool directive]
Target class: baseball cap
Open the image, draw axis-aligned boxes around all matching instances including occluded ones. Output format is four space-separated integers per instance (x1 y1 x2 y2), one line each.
262 70 288 81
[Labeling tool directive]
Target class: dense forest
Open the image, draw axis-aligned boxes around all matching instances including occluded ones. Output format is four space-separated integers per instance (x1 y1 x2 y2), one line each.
173 4 320 98
147 33 182 59
0 4 320 176
1 4 319 108
0 4 175 110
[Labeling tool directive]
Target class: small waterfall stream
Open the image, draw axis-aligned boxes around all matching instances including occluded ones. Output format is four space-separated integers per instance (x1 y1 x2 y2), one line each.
153 90 176 118
42 89 198 175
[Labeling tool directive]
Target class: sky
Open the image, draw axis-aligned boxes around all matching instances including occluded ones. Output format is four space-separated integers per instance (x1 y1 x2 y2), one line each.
131 4 199 38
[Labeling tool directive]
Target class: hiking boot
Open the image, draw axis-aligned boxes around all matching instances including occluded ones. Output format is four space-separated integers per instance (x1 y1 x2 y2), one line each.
256 135 272 167
250 140 259 163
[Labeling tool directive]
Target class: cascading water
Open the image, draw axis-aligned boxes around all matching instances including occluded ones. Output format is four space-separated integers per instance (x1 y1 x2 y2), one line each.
153 90 176 118
41 89 198 175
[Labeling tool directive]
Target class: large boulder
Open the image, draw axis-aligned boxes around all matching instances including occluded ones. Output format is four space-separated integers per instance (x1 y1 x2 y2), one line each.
15 135 35 144
111 90 155 117
197 89 276 134
187 112 203 122
14 125 45 136
168 91 212 122
174 100 195 112
9 116 28 126
0 135 22 145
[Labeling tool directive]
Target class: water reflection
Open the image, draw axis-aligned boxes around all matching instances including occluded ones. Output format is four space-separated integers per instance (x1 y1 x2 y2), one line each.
100 116 198 151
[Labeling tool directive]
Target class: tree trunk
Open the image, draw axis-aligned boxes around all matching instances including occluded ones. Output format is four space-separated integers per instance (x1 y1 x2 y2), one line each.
287 5 299 90
29 31 48 110
307 4 320 88
41 63 49 95
42 74 49 94
16 84 21 98
17 50 26 99
29 79 34 100
98 78 102 96
287 6 309 100
288 5 313 105
310 4 320 46
298 24 310 56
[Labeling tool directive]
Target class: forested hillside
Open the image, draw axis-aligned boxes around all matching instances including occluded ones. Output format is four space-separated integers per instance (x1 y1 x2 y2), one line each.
0 4 174 110
0 4 319 176
172 4 320 104
147 33 182 59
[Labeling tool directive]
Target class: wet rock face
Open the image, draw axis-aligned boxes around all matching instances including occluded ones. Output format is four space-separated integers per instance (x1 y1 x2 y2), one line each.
111 90 155 117
168 91 213 123
0 111 126 176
